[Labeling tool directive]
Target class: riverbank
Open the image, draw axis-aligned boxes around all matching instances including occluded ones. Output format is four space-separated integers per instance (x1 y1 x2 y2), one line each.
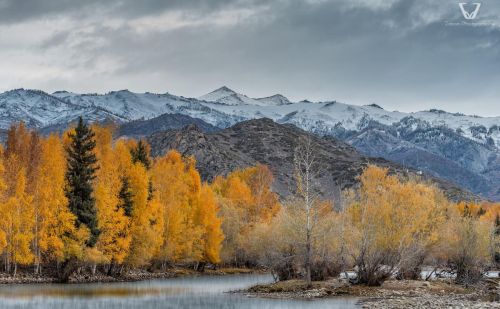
242 277 500 308
0 267 262 284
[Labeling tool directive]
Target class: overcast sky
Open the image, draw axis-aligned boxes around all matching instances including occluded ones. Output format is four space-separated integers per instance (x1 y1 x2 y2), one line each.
0 0 499 116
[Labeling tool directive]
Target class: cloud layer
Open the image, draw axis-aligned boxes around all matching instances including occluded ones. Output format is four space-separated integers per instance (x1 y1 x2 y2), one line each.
0 0 499 116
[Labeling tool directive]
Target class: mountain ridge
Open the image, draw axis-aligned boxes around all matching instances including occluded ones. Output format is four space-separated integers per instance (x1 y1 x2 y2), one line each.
147 118 476 203
0 86 498 200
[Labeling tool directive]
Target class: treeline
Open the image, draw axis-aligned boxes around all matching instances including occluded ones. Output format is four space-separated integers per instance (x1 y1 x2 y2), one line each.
245 140 500 286
0 119 283 279
0 119 226 277
0 119 498 287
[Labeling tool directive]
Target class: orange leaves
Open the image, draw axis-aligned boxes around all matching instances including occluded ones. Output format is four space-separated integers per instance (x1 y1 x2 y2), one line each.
348 165 449 255
151 150 223 264
195 184 223 263
213 164 280 263
215 164 280 224
91 126 132 264
0 170 35 266
36 135 77 263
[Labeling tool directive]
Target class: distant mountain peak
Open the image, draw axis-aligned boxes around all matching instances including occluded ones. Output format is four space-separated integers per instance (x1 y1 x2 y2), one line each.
202 86 237 97
366 103 383 110
198 86 240 104
216 86 235 92
256 94 291 106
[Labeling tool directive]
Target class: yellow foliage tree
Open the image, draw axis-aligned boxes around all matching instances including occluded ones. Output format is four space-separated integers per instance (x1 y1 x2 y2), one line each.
126 162 164 267
92 127 132 268
0 170 35 275
437 204 495 285
33 135 78 272
345 165 448 285
212 164 280 264
151 151 223 267
194 184 224 264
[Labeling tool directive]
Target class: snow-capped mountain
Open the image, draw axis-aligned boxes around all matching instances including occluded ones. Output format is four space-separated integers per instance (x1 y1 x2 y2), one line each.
0 86 498 200
256 94 291 106
0 89 127 129
198 86 290 106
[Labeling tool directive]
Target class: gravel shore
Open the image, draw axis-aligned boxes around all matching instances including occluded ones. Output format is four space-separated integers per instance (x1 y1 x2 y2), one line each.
359 279 499 308
242 277 500 308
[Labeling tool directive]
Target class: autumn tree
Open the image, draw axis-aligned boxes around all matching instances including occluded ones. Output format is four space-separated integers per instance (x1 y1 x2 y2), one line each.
92 127 132 272
436 202 495 286
126 161 163 267
151 151 223 268
65 117 99 247
212 164 280 265
255 137 342 284
33 135 78 273
344 166 449 286
2 124 43 274
0 170 34 275
193 184 224 268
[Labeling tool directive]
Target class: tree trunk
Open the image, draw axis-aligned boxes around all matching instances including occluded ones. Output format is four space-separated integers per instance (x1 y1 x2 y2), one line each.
196 262 206 273
305 231 312 286
58 257 78 283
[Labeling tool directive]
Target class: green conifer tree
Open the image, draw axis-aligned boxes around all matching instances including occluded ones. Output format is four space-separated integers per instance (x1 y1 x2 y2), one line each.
118 176 134 217
131 139 154 201
65 117 100 247
131 140 151 169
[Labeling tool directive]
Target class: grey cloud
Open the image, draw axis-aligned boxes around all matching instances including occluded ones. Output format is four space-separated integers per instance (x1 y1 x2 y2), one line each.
1 0 499 116
0 0 263 24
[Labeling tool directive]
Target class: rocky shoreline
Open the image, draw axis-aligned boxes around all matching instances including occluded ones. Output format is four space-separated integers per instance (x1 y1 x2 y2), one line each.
0 267 260 284
241 277 500 308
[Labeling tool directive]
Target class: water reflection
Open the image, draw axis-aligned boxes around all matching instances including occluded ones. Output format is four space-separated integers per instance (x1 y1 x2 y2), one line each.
0 274 359 309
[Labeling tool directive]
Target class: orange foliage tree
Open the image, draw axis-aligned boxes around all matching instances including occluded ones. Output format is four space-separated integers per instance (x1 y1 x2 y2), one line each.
151 151 223 269
212 164 280 265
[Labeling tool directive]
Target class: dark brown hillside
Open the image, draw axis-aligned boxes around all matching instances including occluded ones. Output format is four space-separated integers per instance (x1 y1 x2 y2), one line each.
148 118 475 202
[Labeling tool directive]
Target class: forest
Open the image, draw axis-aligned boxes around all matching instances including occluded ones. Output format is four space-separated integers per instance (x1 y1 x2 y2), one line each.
0 118 498 286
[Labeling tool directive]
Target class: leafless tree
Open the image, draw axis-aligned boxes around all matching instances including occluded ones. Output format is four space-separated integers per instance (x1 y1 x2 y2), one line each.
293 136 321 286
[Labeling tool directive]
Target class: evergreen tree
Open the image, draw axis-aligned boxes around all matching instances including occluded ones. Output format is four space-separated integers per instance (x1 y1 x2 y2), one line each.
131 140 154 200
118 176 134 217
131 140 151 170
65 117 99 247
147 179 154 201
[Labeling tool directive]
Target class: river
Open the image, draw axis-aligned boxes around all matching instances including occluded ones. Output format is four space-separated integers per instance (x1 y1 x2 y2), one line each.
0 274 359 308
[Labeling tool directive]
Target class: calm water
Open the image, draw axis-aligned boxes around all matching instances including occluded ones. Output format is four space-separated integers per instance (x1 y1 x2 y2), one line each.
0 274 359 309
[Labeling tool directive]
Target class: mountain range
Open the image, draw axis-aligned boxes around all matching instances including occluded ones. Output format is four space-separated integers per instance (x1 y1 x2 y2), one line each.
0 87 498 200
147 118 473 203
